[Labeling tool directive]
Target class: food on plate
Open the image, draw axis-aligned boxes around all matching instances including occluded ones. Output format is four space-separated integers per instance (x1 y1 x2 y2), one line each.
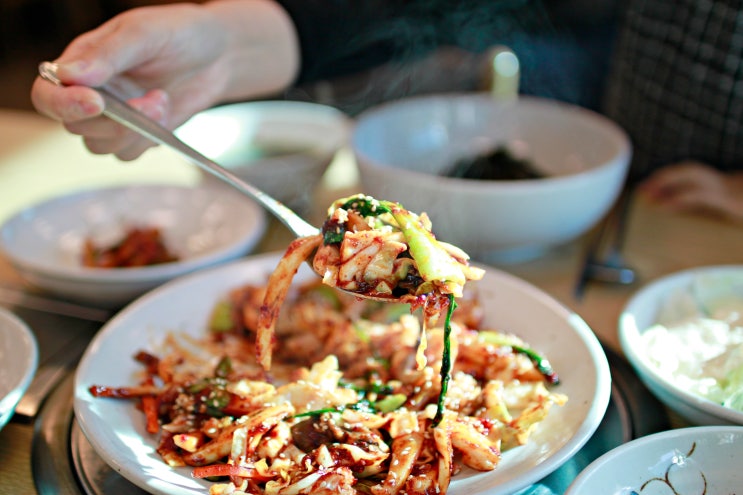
639 273 743 412
256 194 485 371
82 226 179 268
640 307 743 412
442 146 544 181
89 278 566 495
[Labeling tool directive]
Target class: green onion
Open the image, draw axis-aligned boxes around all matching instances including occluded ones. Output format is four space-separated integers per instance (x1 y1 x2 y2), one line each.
478 331 559 384
434 294 457 426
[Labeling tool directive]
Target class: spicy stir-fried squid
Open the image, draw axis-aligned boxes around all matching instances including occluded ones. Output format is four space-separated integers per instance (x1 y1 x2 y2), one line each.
256 194 485 371
89 279 567 495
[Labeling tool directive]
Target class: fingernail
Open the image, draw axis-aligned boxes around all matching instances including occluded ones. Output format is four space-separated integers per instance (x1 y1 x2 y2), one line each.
55 60 91 77
149 90 170 124
71 92 105 119
56 60 110 86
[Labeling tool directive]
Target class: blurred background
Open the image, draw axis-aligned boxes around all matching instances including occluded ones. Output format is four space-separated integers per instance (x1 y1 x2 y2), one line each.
0 0 202 111
0 0 621 114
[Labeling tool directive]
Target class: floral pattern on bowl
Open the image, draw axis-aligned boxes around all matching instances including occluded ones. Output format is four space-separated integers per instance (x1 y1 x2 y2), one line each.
565 426 743 495
632 441 707 494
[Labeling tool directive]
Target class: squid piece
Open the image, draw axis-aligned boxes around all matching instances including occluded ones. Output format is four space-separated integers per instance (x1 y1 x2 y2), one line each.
370 430 425 495
256 235 323 370
184 403 294 466
432 414 454 494
265 467 357 495
450 419 501 471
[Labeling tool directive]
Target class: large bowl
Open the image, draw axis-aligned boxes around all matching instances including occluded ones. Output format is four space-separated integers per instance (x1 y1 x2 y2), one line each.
175 100 352 212
619 265 743 425
74 253 611 495
352 93 631 263
0 183 266 308
565 426 743 494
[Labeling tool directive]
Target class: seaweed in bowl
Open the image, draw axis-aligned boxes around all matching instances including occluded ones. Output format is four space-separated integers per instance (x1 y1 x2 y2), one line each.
443 146 545 181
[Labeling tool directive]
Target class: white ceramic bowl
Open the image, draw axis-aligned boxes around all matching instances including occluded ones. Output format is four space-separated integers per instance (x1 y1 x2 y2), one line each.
0 308 37 431
352 93 631 263
175 100 352 212
0 184 267 308
619 265 743 425
74 253 611 495
565 426 743 494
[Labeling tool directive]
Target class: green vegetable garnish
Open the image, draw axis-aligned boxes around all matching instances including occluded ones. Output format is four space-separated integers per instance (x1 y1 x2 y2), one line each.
434 294 457 426
479 331 559 384
215 356 232 378
374 393 407 413
385 203 467 296
338 195 392 217
292 391 406 418
209 300 234 333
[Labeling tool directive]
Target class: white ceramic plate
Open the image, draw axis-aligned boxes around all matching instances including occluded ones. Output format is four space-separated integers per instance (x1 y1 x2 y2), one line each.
565 426 743 494
74 252 611 495
0 183 267 307
0 307 38 430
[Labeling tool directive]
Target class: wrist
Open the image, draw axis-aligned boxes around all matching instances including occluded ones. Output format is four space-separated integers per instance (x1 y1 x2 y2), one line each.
205 0 300 101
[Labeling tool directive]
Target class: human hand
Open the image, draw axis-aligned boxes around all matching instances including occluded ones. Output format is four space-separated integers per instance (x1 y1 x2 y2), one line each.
31 0 299 161
637 161 743 223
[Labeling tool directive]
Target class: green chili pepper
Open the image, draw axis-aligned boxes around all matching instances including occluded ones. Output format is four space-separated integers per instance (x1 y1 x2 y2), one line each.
209 300 234 333
323 225 345 245
204 388 231 417
215 356 232 379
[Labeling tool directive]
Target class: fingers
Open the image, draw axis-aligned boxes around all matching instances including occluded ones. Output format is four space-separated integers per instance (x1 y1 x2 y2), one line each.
74 89 169 161
52 7 177 88
637 161 740 219
31 76 105 122
637 161 716 201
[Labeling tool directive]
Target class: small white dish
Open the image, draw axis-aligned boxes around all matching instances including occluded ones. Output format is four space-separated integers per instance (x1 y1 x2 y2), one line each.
0 307 38 431
0 183 267 308
619 265 743 425
175 100 351 212
565 426 743 494
74 252 610 495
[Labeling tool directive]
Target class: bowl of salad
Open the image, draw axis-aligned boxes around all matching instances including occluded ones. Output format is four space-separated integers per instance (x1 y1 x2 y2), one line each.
619 265 743 425
352 93 631 264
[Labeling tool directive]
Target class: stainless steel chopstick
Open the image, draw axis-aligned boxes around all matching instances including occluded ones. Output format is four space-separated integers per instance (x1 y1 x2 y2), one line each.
574 186 637 300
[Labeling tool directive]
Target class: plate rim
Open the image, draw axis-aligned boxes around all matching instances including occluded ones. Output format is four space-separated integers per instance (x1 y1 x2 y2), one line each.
0 307 38 430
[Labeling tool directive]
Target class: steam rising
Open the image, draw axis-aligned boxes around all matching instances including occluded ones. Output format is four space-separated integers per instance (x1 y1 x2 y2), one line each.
289 0 618 114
